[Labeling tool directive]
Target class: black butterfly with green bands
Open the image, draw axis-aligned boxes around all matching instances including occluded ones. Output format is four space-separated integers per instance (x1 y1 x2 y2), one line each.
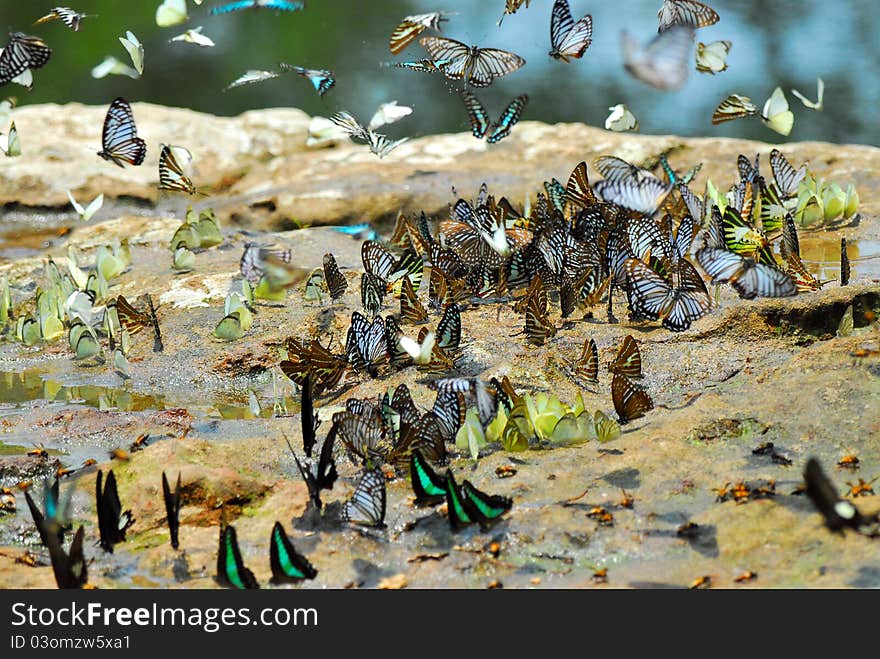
461 480 512 525
216 524 260 589
270 521 317 584
410 450 447 507
444 469 476 531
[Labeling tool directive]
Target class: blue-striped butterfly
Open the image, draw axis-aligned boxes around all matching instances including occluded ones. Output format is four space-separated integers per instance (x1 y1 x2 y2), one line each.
216 524 259 589
210 0 304 15
279 63 335 97
389 12 452 55
624 256 711 331
460 89 528 144
420 36 525 88
0 33 52 87
24 478 71 548
622 25 694 90
97 98 146 168
343 468 386 528
269 521 317 583
34 7 93 31
549 0 593 62
388 58 452 74
161 472 181 550
696 246 797 299
657 0 719 32
96 469 134 553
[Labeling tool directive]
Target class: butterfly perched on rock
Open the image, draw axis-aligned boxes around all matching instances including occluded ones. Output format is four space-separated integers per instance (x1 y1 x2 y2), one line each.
216 524 259 589
343 468 386 528
269 521 317 583
95 470 134 553
696 246 797 299
611 373 653 423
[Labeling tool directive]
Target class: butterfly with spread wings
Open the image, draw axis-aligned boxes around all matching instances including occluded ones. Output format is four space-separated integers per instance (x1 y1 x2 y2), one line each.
211 0 304 15
624 256 711 332
460 89 528 144
420 36 525 88
97 98 146 168
696 246 797 300
622 25 694 91
331 111 408 159
389 12 453 55
0 33 52 87
549 0 593 62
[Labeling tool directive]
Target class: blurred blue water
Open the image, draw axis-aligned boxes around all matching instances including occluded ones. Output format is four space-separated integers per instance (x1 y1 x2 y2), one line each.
3 0 879 145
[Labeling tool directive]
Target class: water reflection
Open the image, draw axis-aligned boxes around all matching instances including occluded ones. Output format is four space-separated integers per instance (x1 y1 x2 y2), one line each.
4 0 877 144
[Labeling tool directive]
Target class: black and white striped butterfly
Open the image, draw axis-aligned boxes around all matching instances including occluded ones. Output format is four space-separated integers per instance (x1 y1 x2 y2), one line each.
0 33 52 87
593 159 672 216
34 7 92 32
712 94 758 125
345 311 388 375
158 144 197 195
460 89 528 144
624 256 711 332
769 148 807 198
322 252 347 299
622 25 694 91
549 0 593 62
657 0 719 32
420 36 525 88
343 468 386 528
239 242 291 285
97 98 146 168
696 247 797 300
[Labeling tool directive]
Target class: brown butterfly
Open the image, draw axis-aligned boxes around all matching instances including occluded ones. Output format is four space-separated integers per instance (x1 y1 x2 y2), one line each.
112 294 163 352
611 373 653 423
575 338 599 384
280 337 347 395
322 253 347 300
524 291 556 345
608 334 642 378
400 275 428 325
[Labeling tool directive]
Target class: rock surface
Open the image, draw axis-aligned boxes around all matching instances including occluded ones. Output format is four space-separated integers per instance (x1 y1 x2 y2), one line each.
0 103 879 589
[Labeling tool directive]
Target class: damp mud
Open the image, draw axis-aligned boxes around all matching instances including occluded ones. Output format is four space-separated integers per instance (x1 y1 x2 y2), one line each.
0 103 879 589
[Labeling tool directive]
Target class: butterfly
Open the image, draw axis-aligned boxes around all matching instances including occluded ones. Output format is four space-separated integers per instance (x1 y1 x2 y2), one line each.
444 469 478 531
625 257 711 332
45 525 89 589
460 89 528 144
804 458 870 534
343 468 387 528
270 521 317 583
67 191 103 221
611 373 653 423
95 469 134 553
524 286 557 345
720 206 775 265
210 0 305 15
564 160 598 210
169 26 216 48
215 524 259 589
299 372 318 458
367 101 413 132
436 302 462 354
111 294 164 352
0 33 52 87
400 275 428 325
240 242 292 286
162 472 181 550
322 252 347 300
500 0 531 24
224 69 282 91
97 98 146 168
279 63 335 97
762 87 794 136
608 334 642 378
345 311 388 376
549 0 593 62
410 449 448 507
331 111 409 158
388 58 452 74
712 94 757 125
156 0 188 26
605 104 639 132
696 247 797 299
34 7 93 31
389 12 452 55
1 121 20 156
622 25 694 91
434 377 500 429
431 388 466 442
158 144 197 195
695 40 731 74
280 337 347 395
462 479 512 526
593 168 672 216
792 78 824 112
118 31 144 76
575 337 599 384
419 36 526 87
657 0 719 32
594 409 622 443
840 238 850 286
285 429 338 510
769 149 806 198
24 478 71 548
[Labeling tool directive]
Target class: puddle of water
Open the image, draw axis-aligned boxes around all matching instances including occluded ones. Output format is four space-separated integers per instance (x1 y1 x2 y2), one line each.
800 237 880 282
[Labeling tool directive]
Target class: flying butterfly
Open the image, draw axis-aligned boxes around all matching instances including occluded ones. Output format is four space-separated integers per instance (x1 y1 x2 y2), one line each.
695 40 731 74
158 144 197 195
45 525 89 589
549 0 593 62
388 58 452 74
804 458 869 534
696 247 797 299
460 89 528 144
622 25 694 91
239 242 292 286
761 87 794 136
343 468 387 528
605 104 639 132
210 0 305 15
322 252 347 300
223 69 282 91
500 0 531 24
278 63 335 97
270 521 317 583
792 77 824 112
161 472 181 550
611 373 654 423
625 257 711 332
420 36 526 88
96 98 146 168
608 334 642 378
410 449 448 507
95 469 134 553
34 7 93 32
0 33 52 87
712 94 757 124
389 12 452 55
593 161 672 216
657 0 719 32
215 524 259 589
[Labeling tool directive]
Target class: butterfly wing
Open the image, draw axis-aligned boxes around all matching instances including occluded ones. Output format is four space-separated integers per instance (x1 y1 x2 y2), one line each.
712 94 758 125
488 94 529 143
459 89 491 139
469 47 526 87
611 373 653 423
551 1 593 61
420 36 471 81
343 468 387 527
623 25 694 90
269 521 317 583
658 0 720 32
98 98 146 167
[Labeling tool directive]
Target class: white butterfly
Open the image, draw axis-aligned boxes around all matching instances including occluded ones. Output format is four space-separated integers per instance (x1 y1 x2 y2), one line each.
91 55 139 79
156 0 188 27
761 87 794 136
224 69 280 91
367 101 413 131
398 330 435 364
305 116 350 148
622 25 695 90
605 104 639 131
0 98 13 126
119 31 144 76
169 26 215 48
67 191 104 221
791 78 824 111
1 122 20 157
695 40 731 74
